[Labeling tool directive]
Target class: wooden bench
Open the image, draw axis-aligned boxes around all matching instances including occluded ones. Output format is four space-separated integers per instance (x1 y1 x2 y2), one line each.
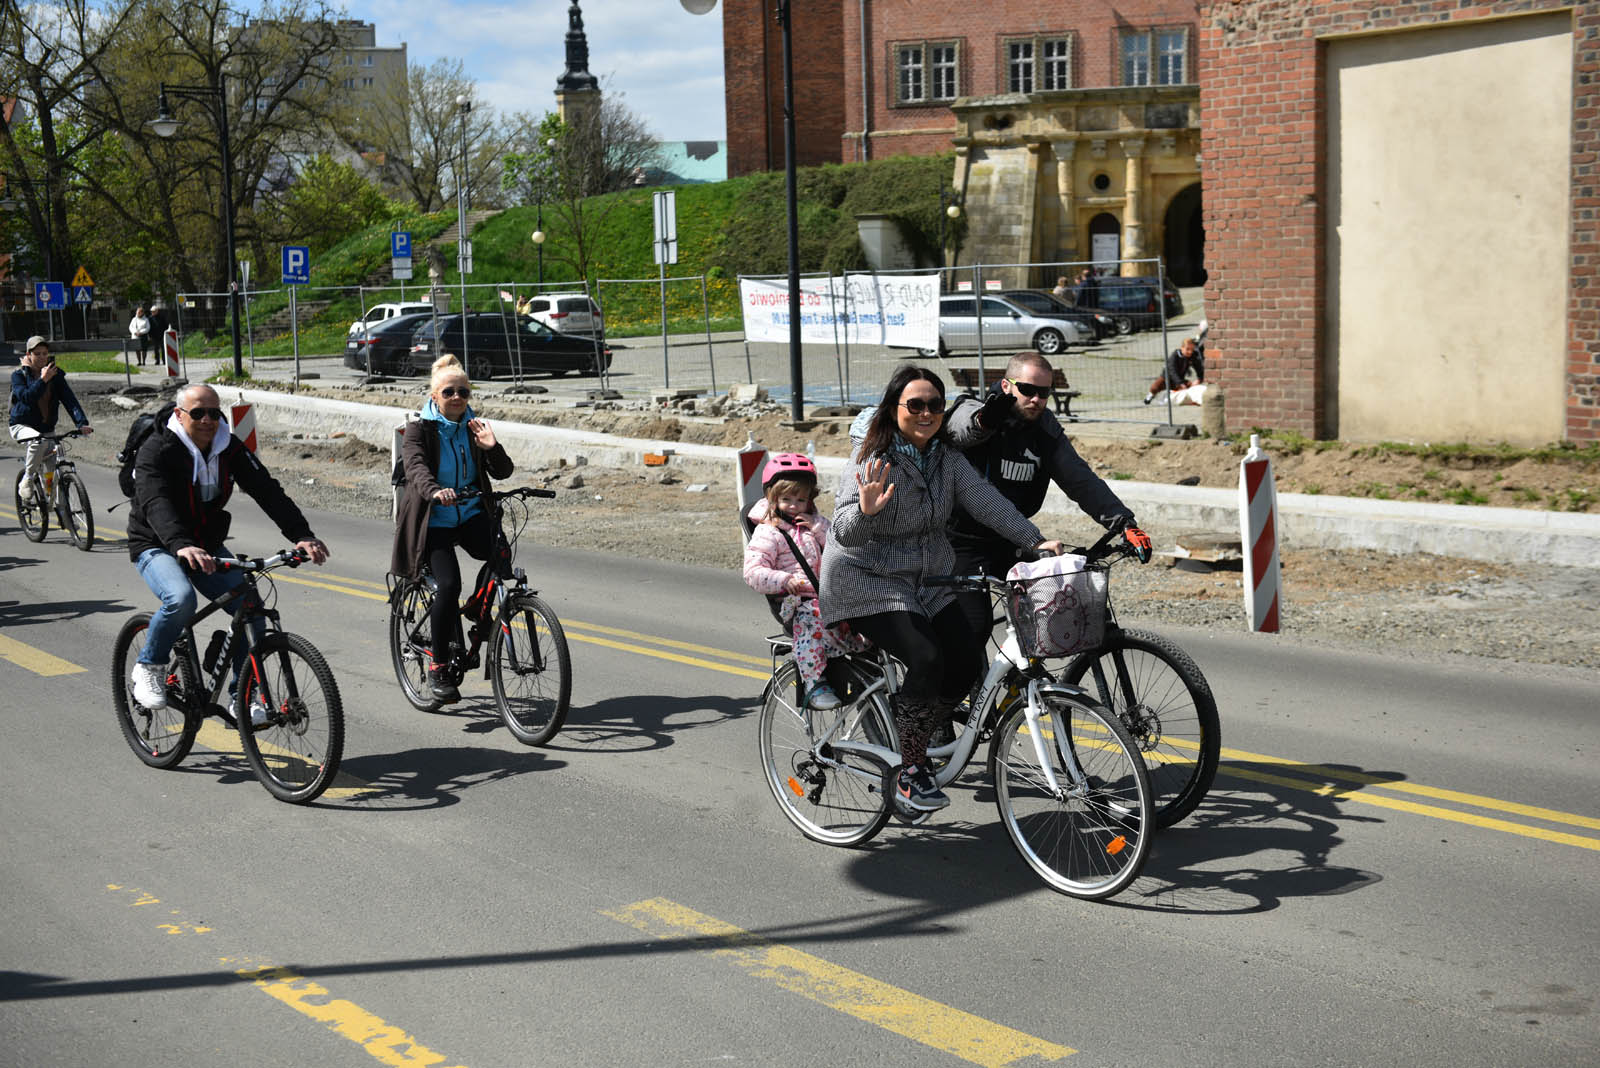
949 366 1082 420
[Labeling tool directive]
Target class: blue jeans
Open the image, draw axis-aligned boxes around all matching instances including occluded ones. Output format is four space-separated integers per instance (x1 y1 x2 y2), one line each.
134 547 265 681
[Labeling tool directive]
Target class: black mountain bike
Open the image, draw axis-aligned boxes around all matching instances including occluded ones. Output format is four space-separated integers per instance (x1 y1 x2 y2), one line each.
110 548 344 804
13 429 94 551
387 486 572 745
1053 529 1221 828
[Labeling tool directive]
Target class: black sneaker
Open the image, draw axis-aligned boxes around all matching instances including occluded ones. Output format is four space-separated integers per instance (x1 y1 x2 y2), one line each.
428 668 461 703
894 765 950 813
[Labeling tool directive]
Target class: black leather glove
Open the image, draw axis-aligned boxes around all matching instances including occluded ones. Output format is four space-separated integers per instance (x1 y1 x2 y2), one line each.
1122 525 1153 564
979 390 1017 428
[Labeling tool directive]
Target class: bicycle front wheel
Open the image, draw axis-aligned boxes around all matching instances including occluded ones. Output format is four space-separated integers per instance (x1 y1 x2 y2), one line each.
236 632 344 804
490 594 571 745
110 614 200 769
14 470 47 541
757 658 896 847
991 689 1153 900
57 472 94 551
388 580 442 712
1061 630 1219 828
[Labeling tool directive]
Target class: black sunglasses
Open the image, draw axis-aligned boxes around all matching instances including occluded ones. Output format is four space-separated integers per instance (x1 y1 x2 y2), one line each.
180 406 226 422
899 397 946 416
439 386 471 399
1006 379 1051 399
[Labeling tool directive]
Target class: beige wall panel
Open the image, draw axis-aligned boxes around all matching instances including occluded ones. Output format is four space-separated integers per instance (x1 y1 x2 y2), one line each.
1327 13 1571 445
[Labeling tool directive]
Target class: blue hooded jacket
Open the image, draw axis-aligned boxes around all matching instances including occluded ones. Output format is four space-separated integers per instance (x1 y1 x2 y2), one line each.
422 397 483 527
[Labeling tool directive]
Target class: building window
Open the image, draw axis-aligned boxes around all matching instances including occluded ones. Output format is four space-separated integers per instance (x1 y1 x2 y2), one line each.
341 77 354 89
1005 34 1073 93
1122 28 1188 86
893 40 960 106
361 54 374 67
342 53 354 65
361 77 374 87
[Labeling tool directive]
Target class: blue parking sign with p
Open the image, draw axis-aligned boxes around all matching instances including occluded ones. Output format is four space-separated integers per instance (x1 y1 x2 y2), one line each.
391 231 411 259
281 245 310 285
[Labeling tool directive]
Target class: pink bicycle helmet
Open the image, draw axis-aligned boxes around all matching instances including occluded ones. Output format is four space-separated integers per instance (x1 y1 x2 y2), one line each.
762 452 817 489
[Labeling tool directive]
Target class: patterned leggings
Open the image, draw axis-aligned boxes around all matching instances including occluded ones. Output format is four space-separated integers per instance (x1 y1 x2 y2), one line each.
781 595 870 691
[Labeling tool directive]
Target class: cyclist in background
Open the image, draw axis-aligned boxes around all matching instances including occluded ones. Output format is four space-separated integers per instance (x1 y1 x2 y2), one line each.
127 383 329 711
945 351 1151 642
8 336 93 501
390 354 514 704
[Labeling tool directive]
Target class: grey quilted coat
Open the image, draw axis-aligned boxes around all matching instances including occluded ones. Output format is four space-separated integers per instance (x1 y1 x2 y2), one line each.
819 443 1044 627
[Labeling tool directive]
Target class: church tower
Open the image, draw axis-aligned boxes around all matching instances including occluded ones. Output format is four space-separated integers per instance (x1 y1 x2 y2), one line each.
555 0 601 128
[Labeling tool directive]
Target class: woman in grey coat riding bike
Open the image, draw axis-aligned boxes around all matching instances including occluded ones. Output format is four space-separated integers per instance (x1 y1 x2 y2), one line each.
390 354 514 703
819 364 1060 815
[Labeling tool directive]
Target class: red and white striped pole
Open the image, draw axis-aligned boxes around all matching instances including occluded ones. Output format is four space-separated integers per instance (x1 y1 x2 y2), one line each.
1239 434 1282 633
230 403 257 452
163 328 181 380
736 433 768 541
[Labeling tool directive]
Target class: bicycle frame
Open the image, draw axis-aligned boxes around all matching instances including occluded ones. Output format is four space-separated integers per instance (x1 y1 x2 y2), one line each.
169 561 287 721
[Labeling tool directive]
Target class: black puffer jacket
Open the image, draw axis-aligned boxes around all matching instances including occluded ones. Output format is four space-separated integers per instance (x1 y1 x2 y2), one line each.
127 424 314 560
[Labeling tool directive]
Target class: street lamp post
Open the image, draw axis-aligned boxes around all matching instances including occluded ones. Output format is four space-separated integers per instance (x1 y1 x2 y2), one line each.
938 189 963 293
149 75 244 378
532 136 555 286
683 0 804 422
455 93 472 372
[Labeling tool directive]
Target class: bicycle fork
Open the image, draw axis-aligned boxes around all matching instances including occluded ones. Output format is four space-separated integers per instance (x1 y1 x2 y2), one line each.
1020 680 1094 801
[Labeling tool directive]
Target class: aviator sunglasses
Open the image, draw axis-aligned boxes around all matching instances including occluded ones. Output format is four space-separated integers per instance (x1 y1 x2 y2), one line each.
1006 378 1051 399
180 406 226 421
899 397 946 416
439 386 471 399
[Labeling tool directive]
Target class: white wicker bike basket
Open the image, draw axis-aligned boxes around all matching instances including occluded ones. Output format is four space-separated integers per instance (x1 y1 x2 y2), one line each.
1005 554 1108 659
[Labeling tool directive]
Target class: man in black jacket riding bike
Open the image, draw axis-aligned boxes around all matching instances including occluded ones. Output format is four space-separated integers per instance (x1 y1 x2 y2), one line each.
126 384 330 712
945 351 1152 641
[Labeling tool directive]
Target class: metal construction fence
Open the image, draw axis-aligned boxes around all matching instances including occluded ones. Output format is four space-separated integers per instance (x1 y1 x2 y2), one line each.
140 258 1205 429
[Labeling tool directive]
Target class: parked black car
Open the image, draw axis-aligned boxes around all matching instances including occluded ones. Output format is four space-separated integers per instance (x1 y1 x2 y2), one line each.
343 311 434 374
409 313 613 379
1078 275 1184 333
998 290 1117 341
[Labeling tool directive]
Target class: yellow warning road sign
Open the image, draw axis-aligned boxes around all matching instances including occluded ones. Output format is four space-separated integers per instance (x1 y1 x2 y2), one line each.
71 265 94 287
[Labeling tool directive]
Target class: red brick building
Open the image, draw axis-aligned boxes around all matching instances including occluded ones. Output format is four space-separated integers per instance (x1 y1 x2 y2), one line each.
721 1 1200 176
721 0 844 176
1201 1 1596 444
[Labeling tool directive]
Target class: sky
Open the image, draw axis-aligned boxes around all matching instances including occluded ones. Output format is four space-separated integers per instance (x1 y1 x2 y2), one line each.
342 1 728 142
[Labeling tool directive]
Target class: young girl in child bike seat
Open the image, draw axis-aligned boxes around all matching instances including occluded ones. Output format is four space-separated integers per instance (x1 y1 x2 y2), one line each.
742 453 869 711
390 354 514 704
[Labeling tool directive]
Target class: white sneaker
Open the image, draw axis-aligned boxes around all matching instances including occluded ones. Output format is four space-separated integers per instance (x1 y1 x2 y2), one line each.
18 480 36 503
248 696 271 727
131 663 168 709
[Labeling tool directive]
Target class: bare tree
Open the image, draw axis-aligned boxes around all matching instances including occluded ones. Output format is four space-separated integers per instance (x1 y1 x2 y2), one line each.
510 94 661 282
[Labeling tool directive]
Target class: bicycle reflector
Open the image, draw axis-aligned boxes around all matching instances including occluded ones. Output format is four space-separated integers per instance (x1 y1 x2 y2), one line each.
1106 835 1128 855
787 777 806 798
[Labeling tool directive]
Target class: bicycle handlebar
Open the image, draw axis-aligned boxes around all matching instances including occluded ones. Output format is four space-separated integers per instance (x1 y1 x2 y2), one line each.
214 547 310 573
445 485 558 502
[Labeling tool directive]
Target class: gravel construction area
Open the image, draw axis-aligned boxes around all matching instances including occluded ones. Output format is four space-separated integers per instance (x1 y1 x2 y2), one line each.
52 383 1600 672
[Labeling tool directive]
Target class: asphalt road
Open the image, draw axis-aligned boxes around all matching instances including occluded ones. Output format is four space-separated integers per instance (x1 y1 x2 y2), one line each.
2 459 1596 1067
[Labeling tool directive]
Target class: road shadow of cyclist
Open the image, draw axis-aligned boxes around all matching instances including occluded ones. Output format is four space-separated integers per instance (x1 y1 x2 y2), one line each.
331 744 568 809
1115 758 1395 915
515 692 760 755
0 597 136 627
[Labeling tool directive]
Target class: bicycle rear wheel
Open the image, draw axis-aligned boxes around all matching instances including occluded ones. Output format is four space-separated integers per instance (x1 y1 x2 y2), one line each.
757 658 896 846
110 614 200 769
1061 630 1219 828
388 579 442 712
489 593 571 746
991 688 1153 900
56 472 94 551
14 470 47 541
236 632 344 804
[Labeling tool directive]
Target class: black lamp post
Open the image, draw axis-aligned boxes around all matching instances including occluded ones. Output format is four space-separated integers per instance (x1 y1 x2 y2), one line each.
531 137 555 285
149 75 243 378
683 0 804 422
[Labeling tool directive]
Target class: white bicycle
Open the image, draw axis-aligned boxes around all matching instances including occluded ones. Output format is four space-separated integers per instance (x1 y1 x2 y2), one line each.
756 572 1155 901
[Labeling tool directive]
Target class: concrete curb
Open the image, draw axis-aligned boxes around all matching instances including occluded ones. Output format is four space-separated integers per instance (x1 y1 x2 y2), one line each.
226 387 1600 568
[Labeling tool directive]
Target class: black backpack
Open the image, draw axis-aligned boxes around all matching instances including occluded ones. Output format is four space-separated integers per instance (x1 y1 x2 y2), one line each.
116 402 176 498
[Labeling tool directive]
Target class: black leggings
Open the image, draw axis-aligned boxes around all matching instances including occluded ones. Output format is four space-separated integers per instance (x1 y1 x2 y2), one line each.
424 513 509 662
846 604 981 701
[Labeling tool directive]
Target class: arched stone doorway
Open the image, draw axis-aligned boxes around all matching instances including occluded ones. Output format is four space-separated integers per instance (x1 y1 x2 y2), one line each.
1088 212 1121 270
1163 183 1205 286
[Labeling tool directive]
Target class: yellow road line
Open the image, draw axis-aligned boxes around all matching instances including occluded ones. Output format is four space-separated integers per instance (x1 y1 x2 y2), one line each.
603 898 1074 1067
193 719 379 801
1221 763 1600 852
0 633 86 676
236 963 468 1067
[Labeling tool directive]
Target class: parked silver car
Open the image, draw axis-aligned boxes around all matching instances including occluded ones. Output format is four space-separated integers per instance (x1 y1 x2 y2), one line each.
919 294 1094 357
524 293 603 339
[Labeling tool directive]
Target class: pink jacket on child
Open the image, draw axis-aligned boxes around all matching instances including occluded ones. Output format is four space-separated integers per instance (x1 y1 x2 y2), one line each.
742 497 830 596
